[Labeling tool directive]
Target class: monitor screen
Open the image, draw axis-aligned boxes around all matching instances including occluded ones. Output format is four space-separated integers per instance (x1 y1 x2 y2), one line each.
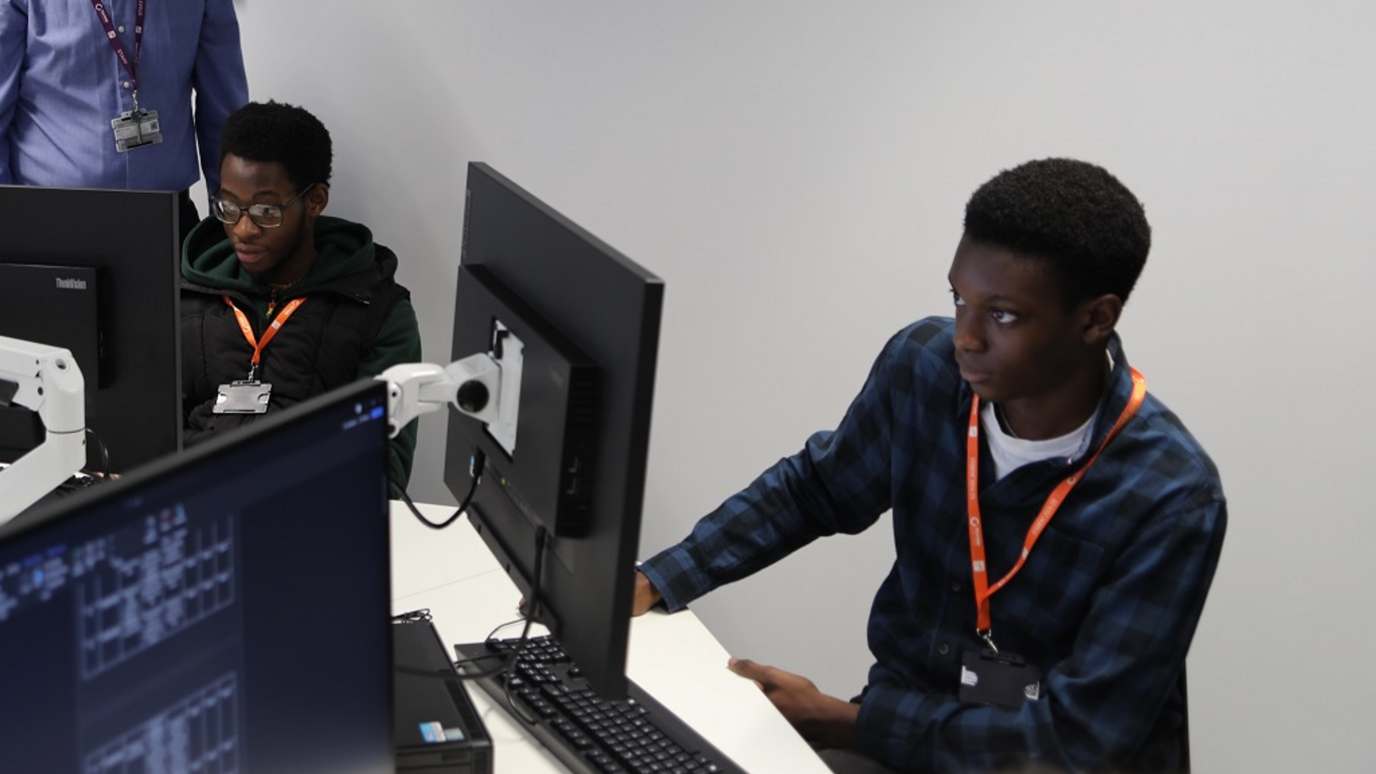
445 162 663 700
0 379 395 774
0 185 183 474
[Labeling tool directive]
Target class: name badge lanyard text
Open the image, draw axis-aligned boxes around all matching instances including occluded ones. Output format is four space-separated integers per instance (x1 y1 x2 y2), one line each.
89 0 147 111
223 295 306 382
964 367 1147 653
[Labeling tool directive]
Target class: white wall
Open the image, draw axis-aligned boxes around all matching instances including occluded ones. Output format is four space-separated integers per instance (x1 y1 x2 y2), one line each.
223 2 1376 771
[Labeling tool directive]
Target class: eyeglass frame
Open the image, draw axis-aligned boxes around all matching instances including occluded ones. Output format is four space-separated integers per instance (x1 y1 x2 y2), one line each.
210 183 321 229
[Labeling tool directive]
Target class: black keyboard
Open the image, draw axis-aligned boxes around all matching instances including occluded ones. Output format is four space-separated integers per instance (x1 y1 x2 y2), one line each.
452 635 747 774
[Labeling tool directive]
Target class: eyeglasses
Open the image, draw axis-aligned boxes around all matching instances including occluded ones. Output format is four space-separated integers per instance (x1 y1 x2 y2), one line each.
210 183 319 228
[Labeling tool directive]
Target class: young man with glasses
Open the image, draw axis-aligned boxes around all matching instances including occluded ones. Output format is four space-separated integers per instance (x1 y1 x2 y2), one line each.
180 100 421 494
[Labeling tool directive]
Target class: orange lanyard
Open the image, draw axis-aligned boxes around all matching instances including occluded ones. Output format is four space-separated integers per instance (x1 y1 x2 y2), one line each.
965 367 1146 651
223 295 306 381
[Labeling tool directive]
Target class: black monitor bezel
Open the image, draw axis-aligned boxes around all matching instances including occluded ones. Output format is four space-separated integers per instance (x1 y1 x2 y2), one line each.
445 162 664 700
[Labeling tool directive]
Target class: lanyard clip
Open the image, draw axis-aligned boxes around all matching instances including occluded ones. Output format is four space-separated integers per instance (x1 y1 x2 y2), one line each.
247 363 258 382
978 629 999 654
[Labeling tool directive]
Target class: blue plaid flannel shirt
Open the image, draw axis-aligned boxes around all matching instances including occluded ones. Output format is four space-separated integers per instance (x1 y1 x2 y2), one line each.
639 317 1226 773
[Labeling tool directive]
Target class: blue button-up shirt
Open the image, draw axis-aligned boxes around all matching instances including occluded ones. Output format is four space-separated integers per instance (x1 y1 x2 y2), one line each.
1 0 247 194
640 317 1227 772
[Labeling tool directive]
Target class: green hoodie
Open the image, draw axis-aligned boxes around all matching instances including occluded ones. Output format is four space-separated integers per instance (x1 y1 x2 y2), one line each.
181 215 423 493
184 215 380 313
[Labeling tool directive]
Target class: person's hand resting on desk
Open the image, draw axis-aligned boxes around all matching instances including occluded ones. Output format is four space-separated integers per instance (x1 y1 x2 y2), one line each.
632 570 860 749
726 658 860 748
631 568 665 615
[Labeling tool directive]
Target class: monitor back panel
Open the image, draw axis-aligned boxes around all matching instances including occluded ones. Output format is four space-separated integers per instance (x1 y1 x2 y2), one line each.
444 162 664 700
0 185 182 472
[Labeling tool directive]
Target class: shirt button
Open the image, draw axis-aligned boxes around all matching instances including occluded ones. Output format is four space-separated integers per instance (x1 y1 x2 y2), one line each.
118 25 126 33
122 81 131 89
937 643 950 656
951 580 962 592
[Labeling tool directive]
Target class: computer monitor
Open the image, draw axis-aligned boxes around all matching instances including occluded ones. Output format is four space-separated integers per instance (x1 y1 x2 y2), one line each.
444 162 664 700
0 185 183 473
0 379 394 773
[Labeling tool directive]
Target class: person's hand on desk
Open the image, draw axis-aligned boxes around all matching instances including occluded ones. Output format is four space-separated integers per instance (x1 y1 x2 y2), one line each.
631 569 664 616
629 570 861 751
727 658 860 748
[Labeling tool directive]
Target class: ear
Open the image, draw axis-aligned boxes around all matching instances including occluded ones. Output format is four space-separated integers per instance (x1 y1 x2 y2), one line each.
1078 294 1123 346
305 184 330 217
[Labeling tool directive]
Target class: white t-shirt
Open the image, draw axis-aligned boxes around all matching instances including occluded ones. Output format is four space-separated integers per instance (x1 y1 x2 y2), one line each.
981 352 1113 480
981 401 1096 481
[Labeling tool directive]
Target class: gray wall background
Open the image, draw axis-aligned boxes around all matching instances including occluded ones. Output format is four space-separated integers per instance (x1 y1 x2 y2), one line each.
214 2 1376 771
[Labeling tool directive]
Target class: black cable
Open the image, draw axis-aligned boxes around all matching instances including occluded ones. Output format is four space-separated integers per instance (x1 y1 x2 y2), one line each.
393 448 485 530
395 483 463 529
446 526 548 689
446 615 524 677
392 608 433 623
447 526 549 692
446 615 531 682
390 479 550 707
86 428 110 478
428 528 552 714
390 608 519 684
500 526 548 725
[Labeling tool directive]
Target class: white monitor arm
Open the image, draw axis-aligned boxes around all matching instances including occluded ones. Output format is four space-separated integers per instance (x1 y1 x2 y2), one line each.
378 349 521 459
0 336 87 526
376 320 527 456
378 353 501 433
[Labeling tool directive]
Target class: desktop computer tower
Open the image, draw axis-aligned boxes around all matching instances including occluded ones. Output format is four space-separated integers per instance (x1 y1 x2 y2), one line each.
393 618 494 773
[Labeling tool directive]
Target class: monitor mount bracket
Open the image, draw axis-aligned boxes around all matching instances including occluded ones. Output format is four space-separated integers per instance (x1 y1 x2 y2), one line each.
0 336 87 526
378 325 525 458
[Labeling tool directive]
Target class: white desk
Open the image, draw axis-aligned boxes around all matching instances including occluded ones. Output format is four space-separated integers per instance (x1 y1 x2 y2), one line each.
390 501 831 774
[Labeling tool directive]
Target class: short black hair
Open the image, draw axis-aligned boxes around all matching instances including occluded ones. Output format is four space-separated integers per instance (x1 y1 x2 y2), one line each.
219 100 332 192
963 158 1151 307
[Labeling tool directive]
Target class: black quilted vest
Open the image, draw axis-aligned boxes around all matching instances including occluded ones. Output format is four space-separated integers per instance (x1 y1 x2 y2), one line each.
180 245 409 443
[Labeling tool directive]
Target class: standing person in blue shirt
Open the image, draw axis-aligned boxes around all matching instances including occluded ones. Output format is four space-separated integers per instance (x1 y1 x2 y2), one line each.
634 158 1227 773
0 0 248 243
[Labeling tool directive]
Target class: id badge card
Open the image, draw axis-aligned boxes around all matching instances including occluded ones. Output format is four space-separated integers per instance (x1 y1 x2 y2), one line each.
110 108 163 152
214 380 272 414
958 648 1042 709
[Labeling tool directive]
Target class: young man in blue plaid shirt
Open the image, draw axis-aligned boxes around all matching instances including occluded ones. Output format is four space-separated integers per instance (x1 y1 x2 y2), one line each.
635 158 1226 773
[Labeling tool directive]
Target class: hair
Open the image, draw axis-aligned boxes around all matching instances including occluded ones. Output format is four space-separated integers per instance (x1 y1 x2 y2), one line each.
963 158 1151 308
218 100 333 192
